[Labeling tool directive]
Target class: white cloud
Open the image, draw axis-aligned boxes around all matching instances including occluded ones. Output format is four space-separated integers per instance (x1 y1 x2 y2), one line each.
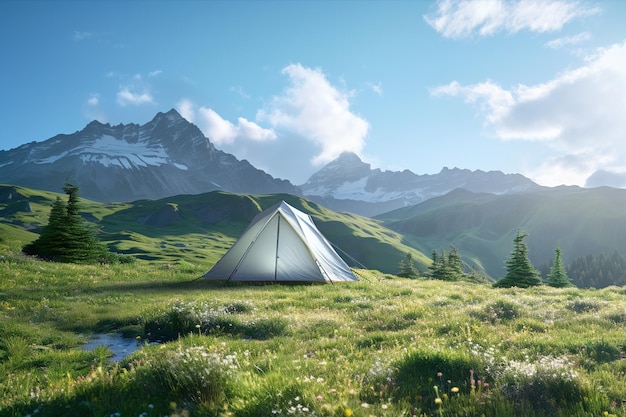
424 0 600 39
86 95 99 107
198 108 276 144
83 93 107 122
257 63 369 166
545 31 591 49
368 81 384 96
230 85 250 99
236 117 277 142
431 40 626 187
116 88 154 106
148 70 163 77
74 31 93 41
176 99 195 123
197 108 238 144
177 99 276 145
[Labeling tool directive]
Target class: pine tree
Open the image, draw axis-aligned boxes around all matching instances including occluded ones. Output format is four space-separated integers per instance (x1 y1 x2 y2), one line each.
546 246 572 288
61 183 107 262
429 249 445 280
494 230 542 288
398 252 419 278
23 197 69 259
429 246 468 281
447 245 464 279
23 183 107 263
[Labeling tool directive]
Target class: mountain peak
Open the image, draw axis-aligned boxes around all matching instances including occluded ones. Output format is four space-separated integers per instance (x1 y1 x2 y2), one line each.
304 152 371 186
85 119 109 129
301 152 543 216
0 109 300 202
149 108 184 125
334 151 365 164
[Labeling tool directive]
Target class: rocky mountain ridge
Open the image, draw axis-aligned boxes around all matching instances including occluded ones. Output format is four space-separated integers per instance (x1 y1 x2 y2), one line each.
1 110 542 215
0 109 299 202
300 151 543 216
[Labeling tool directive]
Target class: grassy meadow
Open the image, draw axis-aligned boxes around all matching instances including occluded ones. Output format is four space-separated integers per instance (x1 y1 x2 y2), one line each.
1 236 625 417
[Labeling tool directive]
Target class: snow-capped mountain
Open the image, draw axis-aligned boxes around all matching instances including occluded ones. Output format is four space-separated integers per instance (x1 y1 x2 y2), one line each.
1 110 543 215
300 152 543 216
0 109 299 202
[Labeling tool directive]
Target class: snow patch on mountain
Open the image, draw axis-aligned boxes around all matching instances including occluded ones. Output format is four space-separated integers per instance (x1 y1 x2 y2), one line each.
31 134 187 170
0 109 301 203
305 177 428 203
301 152 543 215
34 149 71 164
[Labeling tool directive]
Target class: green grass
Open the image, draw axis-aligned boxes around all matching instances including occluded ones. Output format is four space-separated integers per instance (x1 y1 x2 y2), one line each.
1 247 625 417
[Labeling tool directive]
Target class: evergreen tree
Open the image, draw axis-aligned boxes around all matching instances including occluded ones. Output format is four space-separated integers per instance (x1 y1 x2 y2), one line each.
429 245 467 281
447 245 464 279
398 252 419 278
61 183 106 262
23 197 69 259
546 246 572 287
23 183 107 263
562 250 626 288
494 230 542 288
429 249 446 280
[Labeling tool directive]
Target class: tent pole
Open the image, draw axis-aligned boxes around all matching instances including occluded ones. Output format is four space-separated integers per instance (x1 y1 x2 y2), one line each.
274 214 281 281
315 258 334 284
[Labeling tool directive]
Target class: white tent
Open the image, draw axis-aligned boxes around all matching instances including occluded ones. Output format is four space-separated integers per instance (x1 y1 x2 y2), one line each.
203 201 357 283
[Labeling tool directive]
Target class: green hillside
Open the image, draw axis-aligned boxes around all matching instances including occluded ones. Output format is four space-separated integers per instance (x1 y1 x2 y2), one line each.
377 186 626 279
0 185 430 275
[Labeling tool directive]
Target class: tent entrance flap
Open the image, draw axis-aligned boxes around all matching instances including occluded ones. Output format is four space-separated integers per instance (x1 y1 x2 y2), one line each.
203 201 358 283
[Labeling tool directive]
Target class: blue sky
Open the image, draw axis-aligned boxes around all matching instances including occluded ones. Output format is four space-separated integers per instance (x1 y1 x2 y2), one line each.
2 0 626 187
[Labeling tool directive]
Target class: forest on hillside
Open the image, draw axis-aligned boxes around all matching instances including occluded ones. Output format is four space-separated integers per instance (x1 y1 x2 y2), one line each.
539 250 626 288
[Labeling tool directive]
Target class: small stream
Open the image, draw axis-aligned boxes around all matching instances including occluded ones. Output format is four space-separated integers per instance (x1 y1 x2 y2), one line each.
82 333 143 362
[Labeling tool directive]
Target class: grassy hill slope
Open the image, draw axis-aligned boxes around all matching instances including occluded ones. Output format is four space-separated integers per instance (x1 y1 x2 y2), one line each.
0 185 430 275
377 186 626 279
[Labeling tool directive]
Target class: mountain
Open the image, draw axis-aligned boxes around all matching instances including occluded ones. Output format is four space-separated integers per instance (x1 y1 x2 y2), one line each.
0 109 299 202
376 186 626 279
300 152 543 216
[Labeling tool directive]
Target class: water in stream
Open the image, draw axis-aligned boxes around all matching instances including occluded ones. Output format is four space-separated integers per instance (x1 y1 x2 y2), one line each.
82 333 143 362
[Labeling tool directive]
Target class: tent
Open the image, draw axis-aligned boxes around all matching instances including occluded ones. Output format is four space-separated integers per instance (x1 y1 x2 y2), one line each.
203 200 357 283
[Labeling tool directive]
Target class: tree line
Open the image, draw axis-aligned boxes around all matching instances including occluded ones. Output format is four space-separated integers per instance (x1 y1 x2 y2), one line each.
399 230 581 288
540 250 626 288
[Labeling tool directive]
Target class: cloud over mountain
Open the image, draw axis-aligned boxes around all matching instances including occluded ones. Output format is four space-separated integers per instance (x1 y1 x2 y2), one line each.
175 100 276 145
116 88 154 106
431 40 626 186
257 63 369 166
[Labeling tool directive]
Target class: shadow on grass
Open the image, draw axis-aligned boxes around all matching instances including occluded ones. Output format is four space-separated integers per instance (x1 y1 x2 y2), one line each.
92 276 219 293
92 278 321 294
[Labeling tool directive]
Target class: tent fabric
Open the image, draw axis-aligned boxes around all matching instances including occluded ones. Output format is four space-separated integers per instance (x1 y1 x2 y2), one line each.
203 201 357 283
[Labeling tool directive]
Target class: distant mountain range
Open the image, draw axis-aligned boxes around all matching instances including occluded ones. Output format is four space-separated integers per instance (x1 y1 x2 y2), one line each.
1 109 546 215
300 152 543 216
0 109 298 203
